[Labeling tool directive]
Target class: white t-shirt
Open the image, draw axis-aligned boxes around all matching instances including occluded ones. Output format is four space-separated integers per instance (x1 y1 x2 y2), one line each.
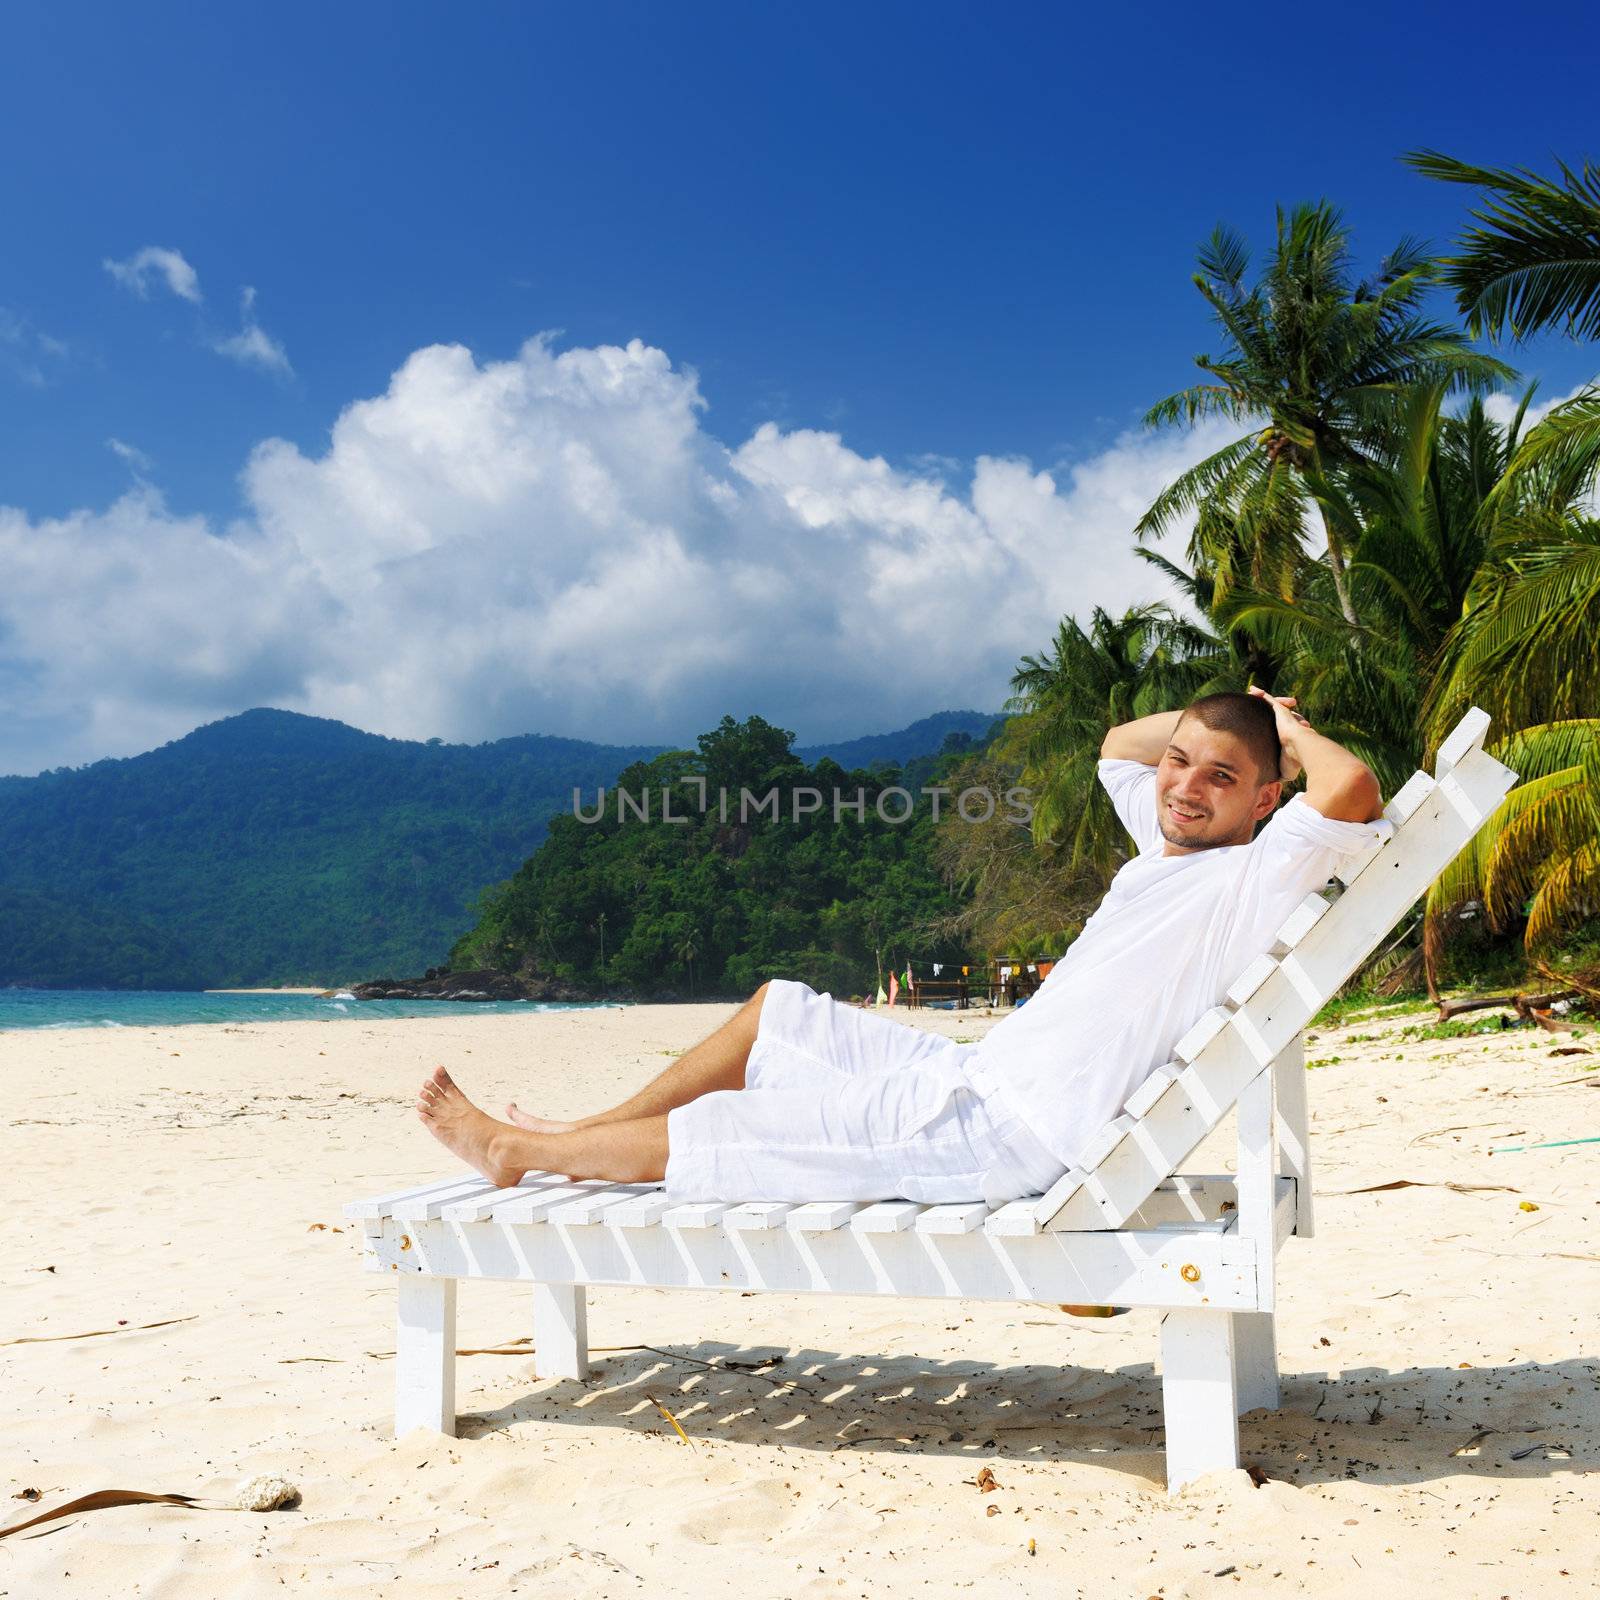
972 758 1393 1171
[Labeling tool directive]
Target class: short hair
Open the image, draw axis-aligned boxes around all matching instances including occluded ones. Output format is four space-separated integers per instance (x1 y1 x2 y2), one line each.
1176 691 1282 786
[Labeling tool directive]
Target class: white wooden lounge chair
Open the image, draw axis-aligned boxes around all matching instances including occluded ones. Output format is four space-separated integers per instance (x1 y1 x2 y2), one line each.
344 709 1516 1493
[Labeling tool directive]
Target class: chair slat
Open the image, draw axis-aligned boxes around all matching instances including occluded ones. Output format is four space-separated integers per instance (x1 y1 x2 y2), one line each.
984 1199 1043 1236
1435 706 1490 776
601 1190 673 1228
548 1184 649 1224
1027 1166 1089 1230
1268 892 1331 956
785 1201 865 1232
851 1201 923 1234
1075 1114 1136 1171
914 1202 989 1235
1125 1062 1183 1119
1330 843 1381 887
1225 953 1278 1009
440 1180 556 1222
488 1181 597 1224
663 1201 732 1229
1174 1006 1229 1065
1383 769 1436 825
724 1202 798 1231
392 1176 503 1221
344 1175 479 1219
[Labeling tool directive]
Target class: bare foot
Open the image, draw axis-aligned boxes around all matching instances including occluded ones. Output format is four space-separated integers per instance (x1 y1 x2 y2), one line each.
504 1101 575 1135
416 1065 527 1187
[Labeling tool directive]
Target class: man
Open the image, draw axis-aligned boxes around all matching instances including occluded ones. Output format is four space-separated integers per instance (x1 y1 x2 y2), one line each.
416 687 1390 1208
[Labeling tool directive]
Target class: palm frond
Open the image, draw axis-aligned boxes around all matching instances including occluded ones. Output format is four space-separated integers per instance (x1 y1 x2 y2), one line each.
1405 148 1600 340
1524 839 1600 947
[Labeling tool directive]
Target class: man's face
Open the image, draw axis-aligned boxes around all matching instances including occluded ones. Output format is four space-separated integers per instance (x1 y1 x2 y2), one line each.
1154 717 1281 853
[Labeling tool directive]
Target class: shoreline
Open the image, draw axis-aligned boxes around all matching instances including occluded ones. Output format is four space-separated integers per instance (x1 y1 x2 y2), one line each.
203 986 331 994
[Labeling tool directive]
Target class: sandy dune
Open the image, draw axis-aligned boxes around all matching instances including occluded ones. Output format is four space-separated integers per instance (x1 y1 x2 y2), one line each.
4 998 1596 1597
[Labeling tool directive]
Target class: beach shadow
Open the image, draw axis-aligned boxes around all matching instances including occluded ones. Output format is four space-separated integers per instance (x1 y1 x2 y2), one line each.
455 1339 1598 1490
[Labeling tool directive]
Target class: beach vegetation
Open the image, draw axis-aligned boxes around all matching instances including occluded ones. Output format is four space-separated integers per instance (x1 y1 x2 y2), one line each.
446 714 988 998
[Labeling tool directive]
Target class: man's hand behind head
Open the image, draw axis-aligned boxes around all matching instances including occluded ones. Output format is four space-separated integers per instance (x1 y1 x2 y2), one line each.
1247 686 1310 784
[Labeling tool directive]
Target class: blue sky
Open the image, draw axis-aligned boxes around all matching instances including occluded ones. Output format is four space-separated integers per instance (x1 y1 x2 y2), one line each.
2 1 1597 774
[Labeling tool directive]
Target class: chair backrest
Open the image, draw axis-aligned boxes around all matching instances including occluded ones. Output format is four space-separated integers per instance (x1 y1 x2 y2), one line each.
1018 707 1519 1235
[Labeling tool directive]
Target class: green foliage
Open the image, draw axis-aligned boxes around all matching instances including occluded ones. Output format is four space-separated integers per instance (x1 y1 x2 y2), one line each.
0 888 205 989
448 714 990 997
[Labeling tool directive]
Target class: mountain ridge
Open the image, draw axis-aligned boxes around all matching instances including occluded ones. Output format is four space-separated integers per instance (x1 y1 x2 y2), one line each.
0 705 1001 988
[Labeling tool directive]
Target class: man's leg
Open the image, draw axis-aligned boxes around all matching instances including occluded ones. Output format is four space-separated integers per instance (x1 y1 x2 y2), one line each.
421 1065 670 1185
505 980 772 1134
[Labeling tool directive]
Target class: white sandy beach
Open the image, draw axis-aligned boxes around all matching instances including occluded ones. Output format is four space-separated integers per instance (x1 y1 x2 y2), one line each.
4 999 1597 1597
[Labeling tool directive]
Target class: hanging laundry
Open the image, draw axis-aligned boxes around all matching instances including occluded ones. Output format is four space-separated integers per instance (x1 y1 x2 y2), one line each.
887 971 900 1007
933 962 942 976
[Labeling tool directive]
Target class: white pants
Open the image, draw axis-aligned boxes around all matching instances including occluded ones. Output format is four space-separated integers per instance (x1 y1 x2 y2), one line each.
663 979 1064 1205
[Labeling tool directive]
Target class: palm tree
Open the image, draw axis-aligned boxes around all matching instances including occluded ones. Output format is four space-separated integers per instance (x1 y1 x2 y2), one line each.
674 924 703 998
1138 202 1513 626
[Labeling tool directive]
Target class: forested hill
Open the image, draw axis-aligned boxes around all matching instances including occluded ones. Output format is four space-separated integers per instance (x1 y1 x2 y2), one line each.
447 713 1003 1000
0 706 997 989
795 711 1001 769
0 709 665 989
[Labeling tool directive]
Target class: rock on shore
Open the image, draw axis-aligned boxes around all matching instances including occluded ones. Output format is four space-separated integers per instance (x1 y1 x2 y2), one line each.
348 967 592 1003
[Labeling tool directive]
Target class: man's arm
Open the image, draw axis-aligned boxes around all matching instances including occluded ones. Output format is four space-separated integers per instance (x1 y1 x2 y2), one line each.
1249 688 1383 823
1099 709 1183 765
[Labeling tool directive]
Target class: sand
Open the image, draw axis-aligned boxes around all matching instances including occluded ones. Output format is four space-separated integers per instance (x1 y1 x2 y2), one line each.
3 998 1597 1597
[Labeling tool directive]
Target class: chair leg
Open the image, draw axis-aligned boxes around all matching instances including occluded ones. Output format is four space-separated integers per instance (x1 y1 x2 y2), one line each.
395 1276 457 1437
533 1282 589 1380
1231 1309 1280 1415
1159 1306 1240 1493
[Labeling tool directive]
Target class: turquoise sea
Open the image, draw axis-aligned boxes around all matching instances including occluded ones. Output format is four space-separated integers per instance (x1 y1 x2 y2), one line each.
0 988 621 1031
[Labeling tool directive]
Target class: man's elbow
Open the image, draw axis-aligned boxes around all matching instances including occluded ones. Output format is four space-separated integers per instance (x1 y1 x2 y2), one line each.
1309 767 1384 824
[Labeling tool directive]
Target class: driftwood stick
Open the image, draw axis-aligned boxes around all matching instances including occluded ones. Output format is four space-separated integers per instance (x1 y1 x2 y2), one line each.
1436 988 1581 1023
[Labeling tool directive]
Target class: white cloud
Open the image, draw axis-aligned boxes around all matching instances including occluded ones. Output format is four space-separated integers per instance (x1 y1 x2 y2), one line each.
211 285 291 377
1 306 69 387
106 437 154 473
1482 379 1597 435
0 333 1227 775
102 246 203 304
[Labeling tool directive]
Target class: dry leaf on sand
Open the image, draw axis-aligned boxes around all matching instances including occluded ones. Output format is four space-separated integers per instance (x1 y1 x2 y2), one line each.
1 1489 207 1541
1 1316 198 1348
1329 1179 1519 1196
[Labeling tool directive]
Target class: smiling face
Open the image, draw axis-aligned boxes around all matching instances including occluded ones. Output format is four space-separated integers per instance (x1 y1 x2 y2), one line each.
1155 715 1282 853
